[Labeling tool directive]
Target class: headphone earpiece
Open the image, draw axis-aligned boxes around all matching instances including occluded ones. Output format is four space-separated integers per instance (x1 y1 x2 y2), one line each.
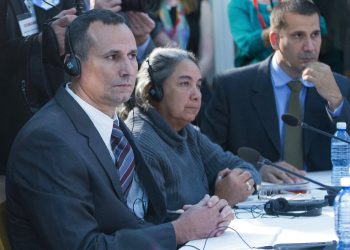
146 58 163 101
64 26 81 77
273 197 289 212
264 198 324 217
264 198 289 215
148 84 163 101
64 54 81 77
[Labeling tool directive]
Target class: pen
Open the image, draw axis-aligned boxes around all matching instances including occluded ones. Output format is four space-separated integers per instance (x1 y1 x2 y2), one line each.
166 209 184 214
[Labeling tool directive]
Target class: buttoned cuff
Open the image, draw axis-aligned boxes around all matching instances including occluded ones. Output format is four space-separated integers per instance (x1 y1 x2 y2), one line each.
326 98 344 119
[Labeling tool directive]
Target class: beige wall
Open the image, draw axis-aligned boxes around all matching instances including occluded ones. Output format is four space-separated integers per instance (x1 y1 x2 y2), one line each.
210 0 235 74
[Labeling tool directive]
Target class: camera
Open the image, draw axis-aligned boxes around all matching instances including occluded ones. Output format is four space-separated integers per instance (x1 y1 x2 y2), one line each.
121 0 161 12
74 0 85 15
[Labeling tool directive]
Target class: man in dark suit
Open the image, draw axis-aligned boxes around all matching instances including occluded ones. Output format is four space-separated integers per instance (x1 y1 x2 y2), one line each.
6 9 233 249
202 0 350 183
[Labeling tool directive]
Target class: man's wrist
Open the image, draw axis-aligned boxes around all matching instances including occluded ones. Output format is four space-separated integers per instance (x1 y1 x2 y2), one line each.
171 219 188 244
327 96 343 112
135 34 149 46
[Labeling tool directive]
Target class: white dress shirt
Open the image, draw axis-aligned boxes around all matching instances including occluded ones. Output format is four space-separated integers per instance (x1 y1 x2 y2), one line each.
65 83 148 218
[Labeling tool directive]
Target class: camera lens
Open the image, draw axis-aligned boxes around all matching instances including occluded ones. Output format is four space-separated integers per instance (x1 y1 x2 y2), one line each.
121 0 161 12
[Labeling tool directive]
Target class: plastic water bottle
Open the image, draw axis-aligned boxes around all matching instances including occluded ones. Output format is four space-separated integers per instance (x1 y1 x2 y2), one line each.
331 122 350 186
334 177 350 249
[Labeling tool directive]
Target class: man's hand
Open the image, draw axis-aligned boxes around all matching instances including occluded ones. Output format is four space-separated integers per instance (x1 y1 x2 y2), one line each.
94 0 122 12
50 8 77 56
201 195 234 237
127 11 155 45
260 161 306 184
171 195 234 244
302 62 343 111
214 168 255 207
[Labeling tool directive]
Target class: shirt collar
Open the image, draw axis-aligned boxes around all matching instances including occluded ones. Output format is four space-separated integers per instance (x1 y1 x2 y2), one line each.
65 83 118 147
271 54 315 88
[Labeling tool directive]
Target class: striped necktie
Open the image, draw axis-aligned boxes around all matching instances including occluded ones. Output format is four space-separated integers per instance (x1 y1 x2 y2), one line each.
111 120 135 199
284 80 303 169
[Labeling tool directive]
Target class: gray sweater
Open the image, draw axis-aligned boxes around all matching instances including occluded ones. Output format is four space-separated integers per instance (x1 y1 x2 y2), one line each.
125 107 260 214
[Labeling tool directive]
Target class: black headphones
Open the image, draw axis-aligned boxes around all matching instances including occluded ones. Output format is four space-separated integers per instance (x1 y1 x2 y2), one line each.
146 58 163 101
264 198 327 217
64 25 81 77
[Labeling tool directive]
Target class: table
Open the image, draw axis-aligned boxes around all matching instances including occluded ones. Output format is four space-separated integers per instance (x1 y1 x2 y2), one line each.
180 171 338 250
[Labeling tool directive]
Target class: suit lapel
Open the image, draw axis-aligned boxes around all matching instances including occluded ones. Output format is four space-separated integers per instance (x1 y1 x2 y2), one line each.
251 57 281 154
54 87 125 200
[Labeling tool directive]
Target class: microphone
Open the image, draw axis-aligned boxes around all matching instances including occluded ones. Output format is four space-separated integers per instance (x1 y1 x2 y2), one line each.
237 147 341 205
281 113 350 144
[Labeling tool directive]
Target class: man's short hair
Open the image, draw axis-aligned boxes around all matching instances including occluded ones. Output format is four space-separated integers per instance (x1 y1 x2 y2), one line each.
270 0 320 31
64 9 126 60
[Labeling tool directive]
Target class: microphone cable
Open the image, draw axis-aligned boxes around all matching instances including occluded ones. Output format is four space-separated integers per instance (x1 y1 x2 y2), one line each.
183 225 274 250
233 205 266 219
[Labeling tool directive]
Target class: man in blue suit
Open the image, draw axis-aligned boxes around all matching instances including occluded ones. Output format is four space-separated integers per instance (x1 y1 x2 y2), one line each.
6 9 233 249
202 0 350 184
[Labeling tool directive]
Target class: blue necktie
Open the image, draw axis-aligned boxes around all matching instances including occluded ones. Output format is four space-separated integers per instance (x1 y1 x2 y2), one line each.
111 120 135 198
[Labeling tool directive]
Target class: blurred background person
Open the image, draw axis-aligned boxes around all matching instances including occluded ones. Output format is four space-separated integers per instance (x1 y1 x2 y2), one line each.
313 0 350 77
122 48 260 219
227 0 279 67
0 0 79 174
227 0 326 67
151 0 214 125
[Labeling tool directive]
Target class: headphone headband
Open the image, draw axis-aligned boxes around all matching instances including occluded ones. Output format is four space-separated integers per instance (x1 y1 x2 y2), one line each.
146 58 163 101
64 25 81 77
264 198 327 217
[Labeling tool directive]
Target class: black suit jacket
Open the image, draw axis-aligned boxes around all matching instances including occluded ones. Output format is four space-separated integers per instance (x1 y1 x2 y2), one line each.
6 87 176 249
201 56 350 171
0 0 76 174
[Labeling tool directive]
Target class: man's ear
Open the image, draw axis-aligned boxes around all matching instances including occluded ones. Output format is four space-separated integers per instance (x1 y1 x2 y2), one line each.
270 31 280 50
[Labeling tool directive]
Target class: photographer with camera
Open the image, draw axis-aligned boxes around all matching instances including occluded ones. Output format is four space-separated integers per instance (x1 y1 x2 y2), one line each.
94 0 161 62
0 0 79 175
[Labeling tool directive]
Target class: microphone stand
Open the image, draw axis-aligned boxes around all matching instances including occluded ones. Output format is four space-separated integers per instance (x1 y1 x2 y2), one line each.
282 113 350 144
258 159 340 205
302 123 350 144
237 146 341 206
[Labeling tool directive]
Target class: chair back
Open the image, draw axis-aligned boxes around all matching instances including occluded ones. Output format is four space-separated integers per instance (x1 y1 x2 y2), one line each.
0 202 10 250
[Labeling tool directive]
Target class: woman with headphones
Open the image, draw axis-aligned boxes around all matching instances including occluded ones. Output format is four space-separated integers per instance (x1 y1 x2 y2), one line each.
121 47 261 221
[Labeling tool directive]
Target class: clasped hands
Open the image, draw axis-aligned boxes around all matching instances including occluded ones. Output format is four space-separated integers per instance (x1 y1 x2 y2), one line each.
172 194 234 244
